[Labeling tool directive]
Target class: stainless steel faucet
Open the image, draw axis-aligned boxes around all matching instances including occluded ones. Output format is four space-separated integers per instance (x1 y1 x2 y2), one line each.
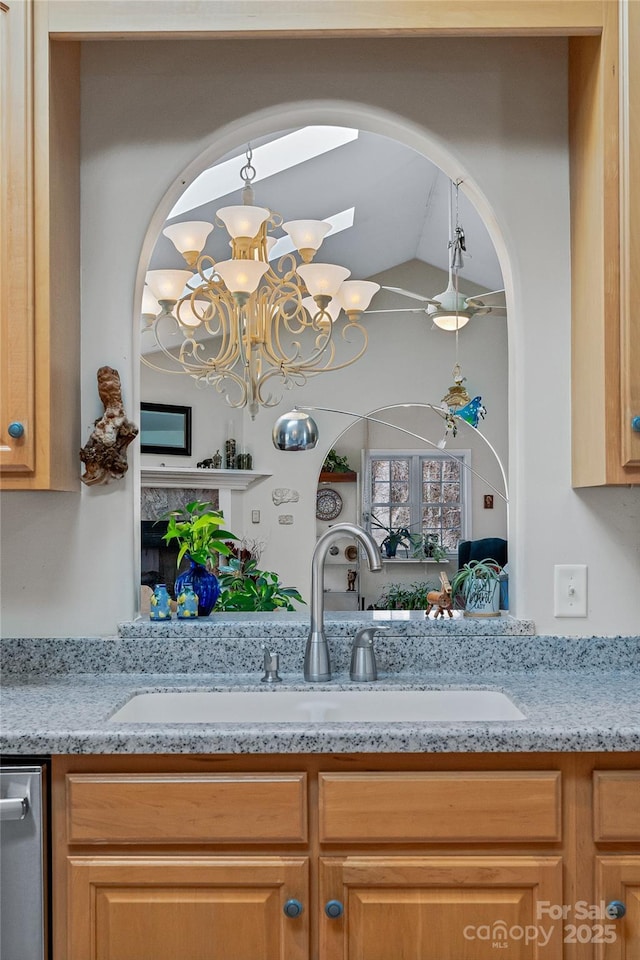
305 522 382 682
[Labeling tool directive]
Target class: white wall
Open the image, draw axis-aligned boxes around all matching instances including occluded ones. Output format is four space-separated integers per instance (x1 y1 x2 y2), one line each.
1 35 639 637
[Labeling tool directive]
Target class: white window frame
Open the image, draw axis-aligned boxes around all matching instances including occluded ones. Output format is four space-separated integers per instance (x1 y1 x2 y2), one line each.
362 448 472 557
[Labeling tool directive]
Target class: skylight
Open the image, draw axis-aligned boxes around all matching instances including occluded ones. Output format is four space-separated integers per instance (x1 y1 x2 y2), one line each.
169 126 359 218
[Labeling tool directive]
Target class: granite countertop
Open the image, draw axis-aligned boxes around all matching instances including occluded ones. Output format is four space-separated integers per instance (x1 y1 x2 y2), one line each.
1 616 638 756
1 668 639 756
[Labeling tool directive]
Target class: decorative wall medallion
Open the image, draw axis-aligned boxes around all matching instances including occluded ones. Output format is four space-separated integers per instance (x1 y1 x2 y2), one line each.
316 487 343 521
272 487 300 506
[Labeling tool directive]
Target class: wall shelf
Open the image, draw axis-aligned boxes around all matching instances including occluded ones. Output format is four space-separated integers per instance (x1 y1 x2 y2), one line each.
382 558 451 564
141 466 270 490
319 471 357 483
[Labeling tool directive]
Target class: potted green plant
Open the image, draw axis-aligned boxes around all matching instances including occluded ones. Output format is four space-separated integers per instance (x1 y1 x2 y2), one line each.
161 500 236 616
373 579 439 610
369 515 412 558
409 533 448 562
450 558 502 617
217 556 304 612
321 448 353 473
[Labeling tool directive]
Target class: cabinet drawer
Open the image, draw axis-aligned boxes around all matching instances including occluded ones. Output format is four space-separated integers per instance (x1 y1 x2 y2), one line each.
319 771 561 842
67 773 307 844
593 771 640 841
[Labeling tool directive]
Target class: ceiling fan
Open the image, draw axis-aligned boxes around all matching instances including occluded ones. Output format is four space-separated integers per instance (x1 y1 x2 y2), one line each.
367 179 507 330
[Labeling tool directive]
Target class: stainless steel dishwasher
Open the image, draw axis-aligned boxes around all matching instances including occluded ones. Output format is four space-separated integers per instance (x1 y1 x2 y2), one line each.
0 762 48 959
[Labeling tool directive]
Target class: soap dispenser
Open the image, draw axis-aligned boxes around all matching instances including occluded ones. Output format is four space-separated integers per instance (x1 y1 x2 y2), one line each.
349 625 389 682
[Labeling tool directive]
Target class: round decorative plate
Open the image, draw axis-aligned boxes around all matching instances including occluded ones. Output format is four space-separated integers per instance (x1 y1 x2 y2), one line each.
316 487 343 521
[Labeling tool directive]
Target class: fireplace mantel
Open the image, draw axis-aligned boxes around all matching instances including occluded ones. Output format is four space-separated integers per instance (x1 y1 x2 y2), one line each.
140 466 271 490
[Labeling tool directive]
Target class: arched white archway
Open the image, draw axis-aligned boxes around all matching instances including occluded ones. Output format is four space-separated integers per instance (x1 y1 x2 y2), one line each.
135 99 521 612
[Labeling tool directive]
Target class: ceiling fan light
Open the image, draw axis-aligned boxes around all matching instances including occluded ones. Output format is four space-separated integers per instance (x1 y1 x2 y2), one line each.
431 312 472 331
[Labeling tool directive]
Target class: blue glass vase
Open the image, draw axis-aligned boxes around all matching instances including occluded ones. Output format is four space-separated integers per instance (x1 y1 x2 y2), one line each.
175 558 220 616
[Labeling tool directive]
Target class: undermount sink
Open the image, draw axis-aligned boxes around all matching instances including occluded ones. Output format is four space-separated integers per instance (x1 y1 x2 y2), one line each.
109 689 525 724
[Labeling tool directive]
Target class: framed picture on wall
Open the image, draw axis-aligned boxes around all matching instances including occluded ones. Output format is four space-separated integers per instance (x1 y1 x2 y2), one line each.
140 402 192 456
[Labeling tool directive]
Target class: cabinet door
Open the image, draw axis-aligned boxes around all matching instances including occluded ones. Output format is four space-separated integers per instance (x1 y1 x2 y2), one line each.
320 855 563 960
0 0 35 472
595 857 640 959
67 856 309 960
620 0 640 468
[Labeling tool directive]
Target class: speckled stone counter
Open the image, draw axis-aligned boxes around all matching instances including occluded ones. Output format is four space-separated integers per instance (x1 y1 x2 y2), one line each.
1 616 638 756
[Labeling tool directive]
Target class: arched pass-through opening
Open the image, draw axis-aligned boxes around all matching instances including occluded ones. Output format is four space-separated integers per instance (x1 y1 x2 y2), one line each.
134 99 518 611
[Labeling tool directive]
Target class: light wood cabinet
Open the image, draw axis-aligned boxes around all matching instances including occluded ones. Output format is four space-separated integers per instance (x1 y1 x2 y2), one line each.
53 754 640 959
595 858 640 959
67 855 309 960
570 0 640 485
0 0 80 490
320 854 564 960
592 770 640 958
2 3 637 487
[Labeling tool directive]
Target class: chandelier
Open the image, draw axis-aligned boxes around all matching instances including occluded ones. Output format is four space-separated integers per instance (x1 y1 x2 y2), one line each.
141 148 380 418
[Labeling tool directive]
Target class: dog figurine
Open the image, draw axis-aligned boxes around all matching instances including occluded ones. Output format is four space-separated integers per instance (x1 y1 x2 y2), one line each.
426 571 453 618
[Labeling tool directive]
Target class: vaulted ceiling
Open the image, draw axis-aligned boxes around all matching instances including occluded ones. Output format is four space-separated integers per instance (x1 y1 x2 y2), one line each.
148 127 504 296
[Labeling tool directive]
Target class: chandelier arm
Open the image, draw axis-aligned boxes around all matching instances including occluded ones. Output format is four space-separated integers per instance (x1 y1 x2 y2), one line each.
295 319 367 374
204 298 242 370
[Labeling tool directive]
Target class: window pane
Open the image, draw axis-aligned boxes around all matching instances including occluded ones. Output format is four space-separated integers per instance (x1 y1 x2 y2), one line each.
422 460 441 481
423 482 442 503
371 508 390 529
391 459 409 481
442 528 460 550
391 481 409 502
442 482 460 503
373 481 389 501
391 506 410 528
422 506 441 526
442 459 461 480
372 460 389 481
443 506 461 527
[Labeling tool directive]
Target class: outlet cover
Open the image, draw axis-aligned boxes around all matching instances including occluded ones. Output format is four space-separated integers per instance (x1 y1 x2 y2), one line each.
554 564 588 617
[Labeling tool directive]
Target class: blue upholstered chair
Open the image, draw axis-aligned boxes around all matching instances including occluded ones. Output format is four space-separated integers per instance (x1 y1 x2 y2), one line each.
457 537 508 570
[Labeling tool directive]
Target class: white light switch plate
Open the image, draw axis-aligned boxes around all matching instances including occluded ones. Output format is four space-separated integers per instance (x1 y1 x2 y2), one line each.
554 564 588 617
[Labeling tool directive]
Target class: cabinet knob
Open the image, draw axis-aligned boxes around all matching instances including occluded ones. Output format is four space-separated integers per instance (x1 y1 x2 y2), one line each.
606 901 626 920
283 899 303 918
632 416 640 433
325 900 344 919
7 422 25 439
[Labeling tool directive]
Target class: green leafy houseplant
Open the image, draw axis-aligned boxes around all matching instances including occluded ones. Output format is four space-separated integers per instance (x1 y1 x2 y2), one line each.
217 556 305 612
373 579 439 611
410 533 448 562
450 558 502 615
321 448 353 473
369 514 412 558
161 500 236 567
